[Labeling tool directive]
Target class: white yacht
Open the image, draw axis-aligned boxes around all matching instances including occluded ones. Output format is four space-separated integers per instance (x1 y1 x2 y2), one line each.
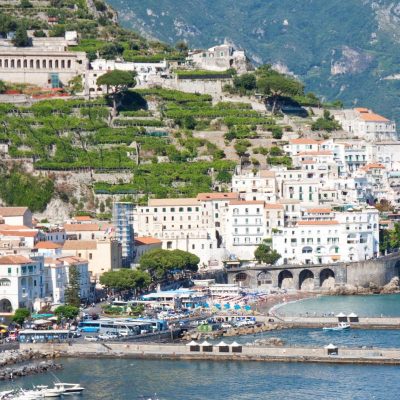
53 383 85 395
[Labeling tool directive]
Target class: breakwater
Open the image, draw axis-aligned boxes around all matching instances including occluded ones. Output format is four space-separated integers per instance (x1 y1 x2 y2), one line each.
20 342 400 365
0 349 62 381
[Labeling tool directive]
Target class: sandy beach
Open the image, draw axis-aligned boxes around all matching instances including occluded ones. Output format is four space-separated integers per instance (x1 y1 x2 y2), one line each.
256 291 318 315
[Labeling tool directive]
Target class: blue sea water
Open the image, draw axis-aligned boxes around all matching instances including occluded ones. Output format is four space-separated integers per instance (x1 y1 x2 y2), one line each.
0 358 399 400
233 328 400 348
276 293 400 317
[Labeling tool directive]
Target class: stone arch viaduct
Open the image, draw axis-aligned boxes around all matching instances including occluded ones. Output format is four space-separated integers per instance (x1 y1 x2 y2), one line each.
225 252 400 291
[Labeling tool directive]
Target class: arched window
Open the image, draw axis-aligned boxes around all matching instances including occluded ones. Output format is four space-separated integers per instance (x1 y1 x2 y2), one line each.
11 59 15 68
36 59 40 69
0 279 11 286
49 60 53 68
42 59 47 68
17 59 21 68
4 59 8 68
61 60 65 68
67 60 71 68
55 60 59 68
30 59 33 68
23 59 27 68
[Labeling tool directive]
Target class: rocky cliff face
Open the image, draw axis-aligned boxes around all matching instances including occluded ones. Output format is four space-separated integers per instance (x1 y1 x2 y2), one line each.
107 0 400 123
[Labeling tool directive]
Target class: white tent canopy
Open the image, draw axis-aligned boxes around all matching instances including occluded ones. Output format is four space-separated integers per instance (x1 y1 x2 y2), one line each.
348 313 358 318
201 340 212 346
215 341 229 347
324 343 338 349
230 341 242 347
336 312 347 317
186 340 199 346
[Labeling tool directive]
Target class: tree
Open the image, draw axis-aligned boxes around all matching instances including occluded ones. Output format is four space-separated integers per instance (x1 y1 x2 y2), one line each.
97 70 137 118
12 308 30 326
139 249 199 280
33 30 46 38
20 0 33 7
256 64 304 114
0 80 6 94
66 75 83 95
100 269 151 292
54 305 79 320
0 14 17 37
65 265 81 307
175 40 188 54
271 126 283 139
233 73 257 91
99 43 124 60
254 241 281 265
12 25 31 47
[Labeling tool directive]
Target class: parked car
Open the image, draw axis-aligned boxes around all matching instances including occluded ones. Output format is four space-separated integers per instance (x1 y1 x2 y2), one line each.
221 323 232 329
84 335 99 342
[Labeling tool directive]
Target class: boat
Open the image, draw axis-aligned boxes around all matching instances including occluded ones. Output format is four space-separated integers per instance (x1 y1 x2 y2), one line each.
53 383 84 395
323 322 351 331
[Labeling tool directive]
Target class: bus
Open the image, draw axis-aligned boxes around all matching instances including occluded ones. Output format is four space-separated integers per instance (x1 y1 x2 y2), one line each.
77 318 167 335
18 330 72 343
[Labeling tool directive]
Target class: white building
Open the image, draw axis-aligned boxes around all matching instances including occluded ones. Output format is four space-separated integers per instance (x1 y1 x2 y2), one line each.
187 44 251 73
88 58 168 94
0 33 87 91
272 207 379 266
0 207 32 228
0 255 44 313
332 108 397 142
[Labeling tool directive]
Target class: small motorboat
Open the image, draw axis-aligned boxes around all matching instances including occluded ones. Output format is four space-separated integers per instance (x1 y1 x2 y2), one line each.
53 383 84 395
323 322 351 331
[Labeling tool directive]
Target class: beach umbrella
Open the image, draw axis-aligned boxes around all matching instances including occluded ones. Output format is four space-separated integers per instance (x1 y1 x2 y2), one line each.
224 303 231 309
33 319 51 325
244 305 252 311
234 304 241 310
203 303 210 308
215 304 221 310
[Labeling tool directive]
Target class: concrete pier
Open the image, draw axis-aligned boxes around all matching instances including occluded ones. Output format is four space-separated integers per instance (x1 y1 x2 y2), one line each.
21 342 400 365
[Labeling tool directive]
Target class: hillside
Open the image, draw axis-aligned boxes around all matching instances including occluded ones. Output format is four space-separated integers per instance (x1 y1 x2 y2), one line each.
107 0 400 124
0 1 344 220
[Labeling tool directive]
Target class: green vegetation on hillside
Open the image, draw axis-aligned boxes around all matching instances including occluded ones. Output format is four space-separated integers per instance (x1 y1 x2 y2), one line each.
110 0 400 124
0 167 54 212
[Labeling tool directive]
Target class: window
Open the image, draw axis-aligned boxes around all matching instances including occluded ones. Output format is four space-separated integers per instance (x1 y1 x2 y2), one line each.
167 241 172 249
89 253 92 260
171 208 175 212
7 267 11 275
179 207 184 212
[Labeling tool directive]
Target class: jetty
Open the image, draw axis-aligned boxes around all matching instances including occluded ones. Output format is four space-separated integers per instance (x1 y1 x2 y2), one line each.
20 342 400 365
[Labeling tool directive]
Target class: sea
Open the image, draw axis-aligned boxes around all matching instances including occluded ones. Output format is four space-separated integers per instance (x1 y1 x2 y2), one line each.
275 293 400 317
1 294 400 399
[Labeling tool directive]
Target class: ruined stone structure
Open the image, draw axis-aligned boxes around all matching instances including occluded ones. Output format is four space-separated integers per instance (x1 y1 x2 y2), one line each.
225 252 400 291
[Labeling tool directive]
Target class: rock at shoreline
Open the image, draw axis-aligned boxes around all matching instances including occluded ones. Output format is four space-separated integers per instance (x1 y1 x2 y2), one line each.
0 361 63 381
381 277 400 294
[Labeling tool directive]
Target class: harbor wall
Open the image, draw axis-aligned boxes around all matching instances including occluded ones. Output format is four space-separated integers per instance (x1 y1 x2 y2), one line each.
20 342 400 365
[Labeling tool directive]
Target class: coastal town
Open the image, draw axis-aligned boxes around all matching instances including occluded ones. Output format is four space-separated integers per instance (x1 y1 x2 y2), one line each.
0 0 400 399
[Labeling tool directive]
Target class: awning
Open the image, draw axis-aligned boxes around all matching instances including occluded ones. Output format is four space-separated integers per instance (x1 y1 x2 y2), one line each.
215 341 229 347
230 341 242 347
186 340 199 346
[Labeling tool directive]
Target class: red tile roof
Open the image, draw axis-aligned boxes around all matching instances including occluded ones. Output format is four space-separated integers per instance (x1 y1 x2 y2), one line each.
289 138 320 145
135 237 162 245
0 255 33 265
298 220 339 226
197 193 239 201
229 200 265 205
0 207 29 217
63 240 97 250
34 241 62 249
